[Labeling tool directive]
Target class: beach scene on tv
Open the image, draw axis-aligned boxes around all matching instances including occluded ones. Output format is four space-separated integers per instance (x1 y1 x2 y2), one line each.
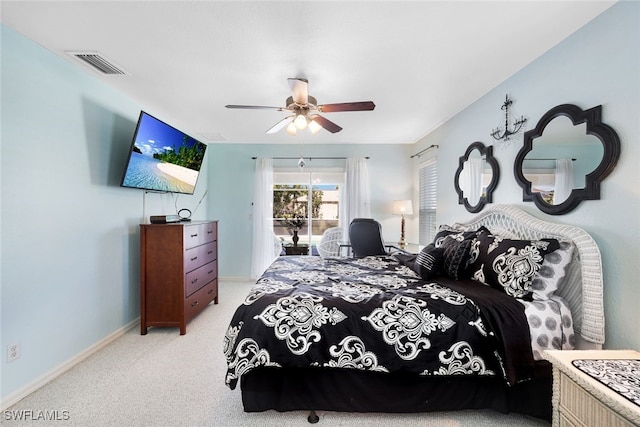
122 114 206 194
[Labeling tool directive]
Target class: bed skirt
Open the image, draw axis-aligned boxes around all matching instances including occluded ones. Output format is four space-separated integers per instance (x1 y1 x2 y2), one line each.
240 361 552 421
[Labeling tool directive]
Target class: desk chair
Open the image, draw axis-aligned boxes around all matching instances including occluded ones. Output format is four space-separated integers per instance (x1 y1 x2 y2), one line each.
348 218 387 257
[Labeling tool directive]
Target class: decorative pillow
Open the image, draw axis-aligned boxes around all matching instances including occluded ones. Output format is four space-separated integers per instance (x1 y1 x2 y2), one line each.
531 241 575 300
431 226 491 280
432 225 482 248
440 237 473 279
468 232 560 299
414 243 444 280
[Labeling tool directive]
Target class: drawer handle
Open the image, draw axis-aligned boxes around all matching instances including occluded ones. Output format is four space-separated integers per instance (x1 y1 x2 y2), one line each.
207 250 213 255
191 300 199 307
207 270 214 275
190 256 198 261
191 278 198 284
207 289 213 295
207 230 213 234
190 233 198 238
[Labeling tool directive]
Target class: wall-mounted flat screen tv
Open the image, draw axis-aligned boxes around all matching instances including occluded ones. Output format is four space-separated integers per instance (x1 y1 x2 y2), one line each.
121 111 207 195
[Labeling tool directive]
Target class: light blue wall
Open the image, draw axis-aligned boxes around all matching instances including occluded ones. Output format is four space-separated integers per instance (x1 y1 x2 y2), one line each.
412 2 640 351
1 0 637 407
208 143 414 277
0 25 209 402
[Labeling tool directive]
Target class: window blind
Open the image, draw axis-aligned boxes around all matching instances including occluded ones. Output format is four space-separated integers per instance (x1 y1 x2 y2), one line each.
418 154 438 245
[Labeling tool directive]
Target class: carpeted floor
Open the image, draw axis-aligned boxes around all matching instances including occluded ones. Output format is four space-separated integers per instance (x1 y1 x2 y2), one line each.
5 280 550 426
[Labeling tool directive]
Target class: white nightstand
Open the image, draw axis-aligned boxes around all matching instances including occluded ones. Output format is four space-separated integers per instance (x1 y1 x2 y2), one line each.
544 350 640 427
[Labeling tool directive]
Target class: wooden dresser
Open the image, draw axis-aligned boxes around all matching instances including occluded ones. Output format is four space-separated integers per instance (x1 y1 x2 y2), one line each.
140 220 218 335
544 350 640 427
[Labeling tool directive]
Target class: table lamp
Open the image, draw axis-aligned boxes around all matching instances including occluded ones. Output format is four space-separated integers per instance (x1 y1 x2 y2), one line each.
392 200 413 247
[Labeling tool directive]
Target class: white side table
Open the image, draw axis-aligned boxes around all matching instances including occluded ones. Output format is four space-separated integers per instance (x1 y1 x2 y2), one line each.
544 350 640 427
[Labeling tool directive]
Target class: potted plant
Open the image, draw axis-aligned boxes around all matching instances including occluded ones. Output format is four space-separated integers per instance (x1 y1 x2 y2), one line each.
283 214 306 247
273 184 316 252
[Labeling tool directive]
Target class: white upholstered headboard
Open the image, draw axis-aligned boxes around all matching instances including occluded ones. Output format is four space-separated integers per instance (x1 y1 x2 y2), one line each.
452 204 604 349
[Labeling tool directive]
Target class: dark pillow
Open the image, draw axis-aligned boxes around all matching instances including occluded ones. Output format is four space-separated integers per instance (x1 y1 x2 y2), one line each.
431 225 491 280
414 243 444 280
432 226 479 248
439 236 473 279
468 231 560 299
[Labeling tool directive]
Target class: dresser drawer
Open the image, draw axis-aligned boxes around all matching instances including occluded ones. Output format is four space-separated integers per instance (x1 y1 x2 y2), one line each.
185 279 217 321
184 223 217 249
185 260 217 297
141 220 218 335
184 241 217 273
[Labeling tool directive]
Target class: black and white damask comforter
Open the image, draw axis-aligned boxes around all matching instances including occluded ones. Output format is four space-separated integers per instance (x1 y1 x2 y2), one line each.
224 255 535 390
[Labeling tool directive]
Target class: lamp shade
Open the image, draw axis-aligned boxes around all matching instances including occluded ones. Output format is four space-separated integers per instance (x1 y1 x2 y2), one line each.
285 121 297 136
308 118 322 134
392 199 413 215
294 113 308 130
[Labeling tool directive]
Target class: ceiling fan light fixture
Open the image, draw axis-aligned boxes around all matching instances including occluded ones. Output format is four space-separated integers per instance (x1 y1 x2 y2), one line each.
226 78 374 135
294 113 308 130
286 122 297 136
308 118 322 134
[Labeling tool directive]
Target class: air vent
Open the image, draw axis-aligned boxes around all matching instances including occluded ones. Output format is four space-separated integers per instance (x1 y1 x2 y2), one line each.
197 132 226 141
66 51 130 75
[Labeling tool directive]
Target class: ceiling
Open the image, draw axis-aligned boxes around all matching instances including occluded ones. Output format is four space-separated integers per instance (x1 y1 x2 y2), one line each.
1 1 616 145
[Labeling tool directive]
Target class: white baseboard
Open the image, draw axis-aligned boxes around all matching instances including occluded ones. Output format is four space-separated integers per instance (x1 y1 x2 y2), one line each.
0 317 140 411
219 276 255 282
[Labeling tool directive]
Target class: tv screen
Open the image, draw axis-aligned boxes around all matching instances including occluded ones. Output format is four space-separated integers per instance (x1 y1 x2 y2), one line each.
121 111 207 195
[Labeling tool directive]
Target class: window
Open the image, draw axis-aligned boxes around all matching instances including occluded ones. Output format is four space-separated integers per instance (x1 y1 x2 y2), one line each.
418 153 438 245
273 170 344 248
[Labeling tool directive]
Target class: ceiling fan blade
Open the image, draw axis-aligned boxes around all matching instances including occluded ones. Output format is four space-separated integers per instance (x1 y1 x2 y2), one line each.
225 104 285 111
310 115 342 133
266 116 294 134
288 78 308 105
318 101 376 113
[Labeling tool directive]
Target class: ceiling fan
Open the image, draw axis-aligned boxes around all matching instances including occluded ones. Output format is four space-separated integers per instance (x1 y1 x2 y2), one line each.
225 78 375 135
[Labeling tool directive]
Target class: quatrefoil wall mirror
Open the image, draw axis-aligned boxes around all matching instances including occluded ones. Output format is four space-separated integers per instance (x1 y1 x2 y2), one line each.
514 104 620 215
454 141 499 213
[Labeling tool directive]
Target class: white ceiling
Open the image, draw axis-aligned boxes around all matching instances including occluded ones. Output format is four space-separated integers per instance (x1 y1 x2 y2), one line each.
1 1 616 145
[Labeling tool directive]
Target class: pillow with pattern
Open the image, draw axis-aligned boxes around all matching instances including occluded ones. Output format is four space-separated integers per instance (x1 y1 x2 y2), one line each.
431 226 490 280
468 231 560 299
432 225 480 247
530 241 575 300
439 236 473 279
414 243 444 280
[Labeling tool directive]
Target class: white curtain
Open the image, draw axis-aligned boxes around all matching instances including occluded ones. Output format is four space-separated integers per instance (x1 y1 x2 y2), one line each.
250 158 275 279
553 158 573 204
340 158 371 240
461 157 483 206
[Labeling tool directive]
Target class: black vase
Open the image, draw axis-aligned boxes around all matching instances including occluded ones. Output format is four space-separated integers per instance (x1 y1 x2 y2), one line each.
292 229 299 247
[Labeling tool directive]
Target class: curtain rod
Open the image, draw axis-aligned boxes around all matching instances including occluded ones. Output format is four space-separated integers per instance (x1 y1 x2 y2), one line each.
410 144 439 158
524 158 576 161
251 156 369 160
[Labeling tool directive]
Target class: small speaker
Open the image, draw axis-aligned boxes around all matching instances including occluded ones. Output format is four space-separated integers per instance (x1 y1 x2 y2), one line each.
150 215 181 224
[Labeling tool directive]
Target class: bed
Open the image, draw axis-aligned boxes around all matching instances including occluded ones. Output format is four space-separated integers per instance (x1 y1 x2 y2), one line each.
223 205 605 422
